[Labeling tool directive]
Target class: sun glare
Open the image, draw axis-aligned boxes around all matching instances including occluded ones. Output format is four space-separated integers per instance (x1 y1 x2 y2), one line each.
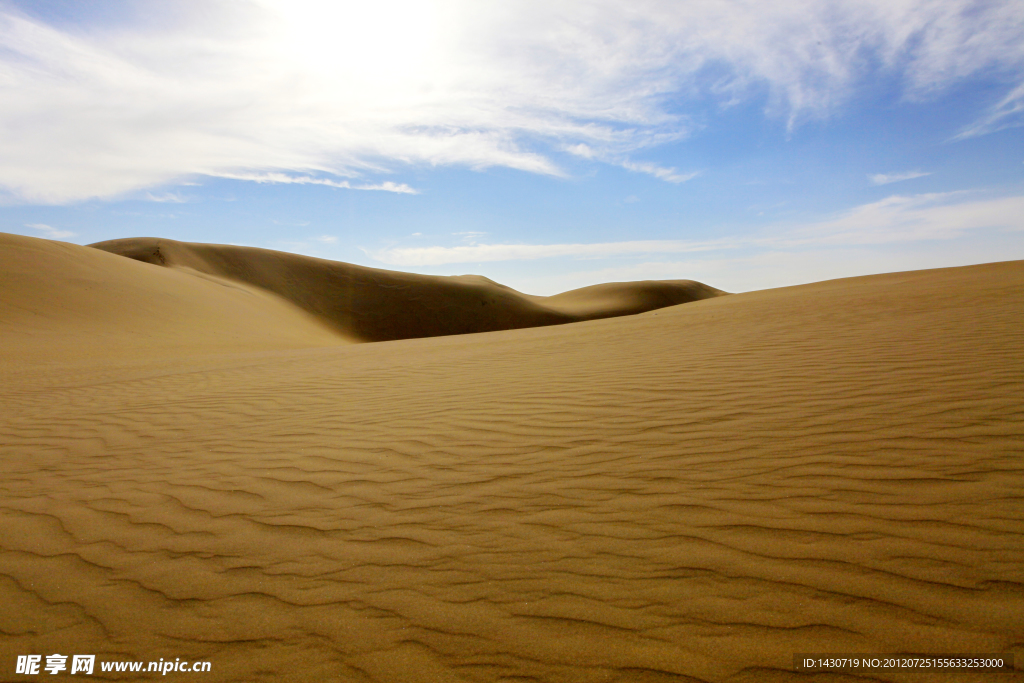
261 0 443 89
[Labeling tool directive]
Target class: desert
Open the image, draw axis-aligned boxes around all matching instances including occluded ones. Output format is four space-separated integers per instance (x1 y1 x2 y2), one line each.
2 231 1022 681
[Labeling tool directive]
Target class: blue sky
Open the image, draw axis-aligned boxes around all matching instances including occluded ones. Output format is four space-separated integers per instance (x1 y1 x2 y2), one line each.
1 0 1022 294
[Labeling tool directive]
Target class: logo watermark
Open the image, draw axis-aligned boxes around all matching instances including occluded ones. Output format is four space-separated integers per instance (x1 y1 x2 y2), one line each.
16 655 211 675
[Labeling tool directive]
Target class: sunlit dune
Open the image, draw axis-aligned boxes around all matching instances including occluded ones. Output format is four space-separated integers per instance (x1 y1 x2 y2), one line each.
2 232 1023 682
0 233 344 366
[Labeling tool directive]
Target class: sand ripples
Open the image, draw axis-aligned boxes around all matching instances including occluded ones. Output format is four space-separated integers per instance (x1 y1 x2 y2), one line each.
2 261 1023 681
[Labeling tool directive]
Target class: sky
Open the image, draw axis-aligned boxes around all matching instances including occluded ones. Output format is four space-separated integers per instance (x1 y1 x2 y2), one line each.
1 0 1022 294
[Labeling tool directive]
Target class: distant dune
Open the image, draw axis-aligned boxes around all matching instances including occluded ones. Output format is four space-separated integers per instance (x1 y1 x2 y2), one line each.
89 236 726 343
2 232 1023 682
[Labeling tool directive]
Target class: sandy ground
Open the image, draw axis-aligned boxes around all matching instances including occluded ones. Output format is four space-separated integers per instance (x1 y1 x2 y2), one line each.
2 233 1023 681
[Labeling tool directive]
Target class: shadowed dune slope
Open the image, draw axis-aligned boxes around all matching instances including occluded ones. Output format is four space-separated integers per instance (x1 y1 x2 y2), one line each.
89 237 726 342
0 232 347 365
2 258 1022 682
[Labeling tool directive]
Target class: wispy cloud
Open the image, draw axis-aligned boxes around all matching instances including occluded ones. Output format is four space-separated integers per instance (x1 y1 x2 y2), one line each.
0 1 1022 202
216 172 418 194
567 145 699 184
371 238 738 267
144 191 188 203
621 161 700 184
868 171 931 185
954 81 1024 139
453 231 486 245
370 192 1024 266
778 192 1024 247
363 181 419 194
25 222 75 239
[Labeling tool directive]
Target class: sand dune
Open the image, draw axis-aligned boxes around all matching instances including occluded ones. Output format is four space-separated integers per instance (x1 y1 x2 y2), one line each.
2 234 1023 682
89 237 726 343
0 233 345 366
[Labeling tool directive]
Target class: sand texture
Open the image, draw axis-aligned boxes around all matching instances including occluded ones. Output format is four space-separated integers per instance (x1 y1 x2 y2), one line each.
2 233 1024 682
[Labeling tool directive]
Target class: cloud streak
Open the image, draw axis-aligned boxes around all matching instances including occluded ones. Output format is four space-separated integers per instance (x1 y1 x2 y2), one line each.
621 162 700 184
371 192 1024 266
0 0 1022 203
954 81 1024 139
371 238 739 266
868 171 931 185
25 223 75 239
216 172 418 194
144 192 189 203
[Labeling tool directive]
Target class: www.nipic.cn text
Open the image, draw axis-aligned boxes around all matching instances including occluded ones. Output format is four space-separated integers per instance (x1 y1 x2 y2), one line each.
16 655 211 675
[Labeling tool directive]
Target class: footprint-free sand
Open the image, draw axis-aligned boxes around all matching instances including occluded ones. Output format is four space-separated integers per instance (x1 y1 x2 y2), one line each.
2 233 1022 682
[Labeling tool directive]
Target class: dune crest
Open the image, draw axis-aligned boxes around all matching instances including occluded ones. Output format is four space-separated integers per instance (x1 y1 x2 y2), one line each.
89 237 726 343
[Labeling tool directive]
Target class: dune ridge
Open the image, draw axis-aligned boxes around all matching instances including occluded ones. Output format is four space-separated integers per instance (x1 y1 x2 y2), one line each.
2 234 1023 682
88 237 727 343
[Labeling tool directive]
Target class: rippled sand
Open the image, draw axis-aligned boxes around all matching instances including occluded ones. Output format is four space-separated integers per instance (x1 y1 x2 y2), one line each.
2 233 1022 682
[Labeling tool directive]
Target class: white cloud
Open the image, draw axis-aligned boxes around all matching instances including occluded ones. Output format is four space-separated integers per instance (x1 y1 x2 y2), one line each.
358 181 419 194
452 231 487 245
778 192 1024 247
370 192 1024 266
567 147 700 185
144 191 188 203
565 143 597 160
0 0 1022 203
373 238 741 266
312 235 337 243
621 161 700 184
25 222 75 239
215 172 418 194
868 170 931 185
954 81 1024 139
